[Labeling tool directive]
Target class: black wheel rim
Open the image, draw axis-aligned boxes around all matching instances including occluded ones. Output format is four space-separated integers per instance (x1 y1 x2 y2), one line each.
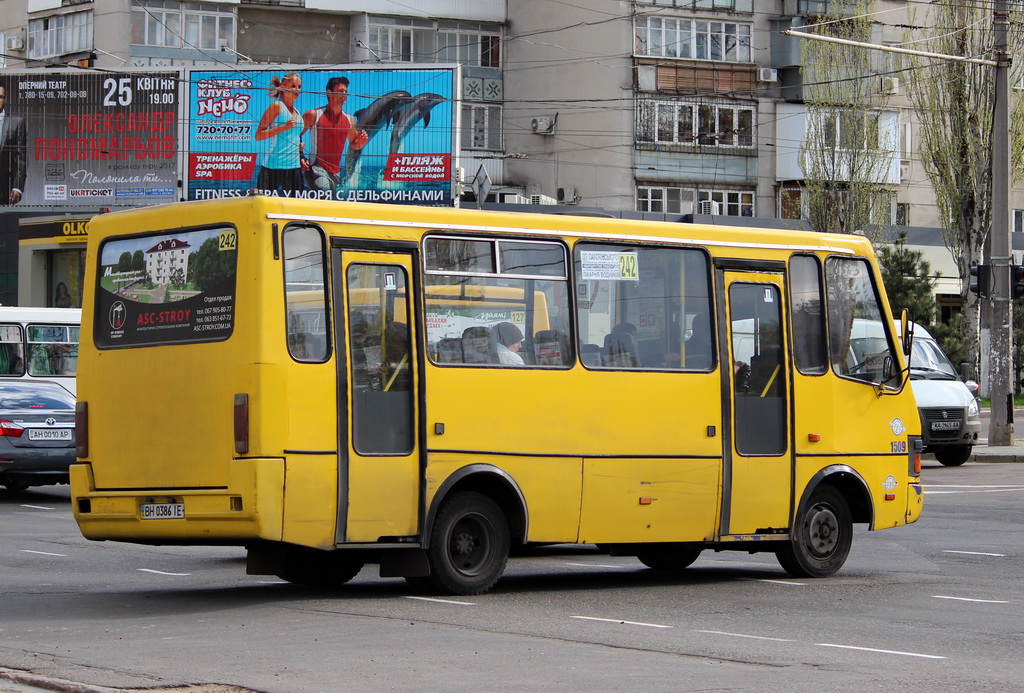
805 503 840 557
446 511 495 577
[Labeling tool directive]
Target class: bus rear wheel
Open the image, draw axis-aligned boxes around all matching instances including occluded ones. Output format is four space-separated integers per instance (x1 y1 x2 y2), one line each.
776 486 852 578
277 547 364 588
636 545 702 571
426 492 509 595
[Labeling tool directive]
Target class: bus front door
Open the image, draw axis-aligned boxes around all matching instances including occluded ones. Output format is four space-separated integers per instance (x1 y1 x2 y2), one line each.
335 250 421 544
720 272 792 536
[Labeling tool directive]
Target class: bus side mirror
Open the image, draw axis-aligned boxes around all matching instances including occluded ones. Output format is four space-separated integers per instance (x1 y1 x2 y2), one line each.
899 309 912 356
882 355 895 382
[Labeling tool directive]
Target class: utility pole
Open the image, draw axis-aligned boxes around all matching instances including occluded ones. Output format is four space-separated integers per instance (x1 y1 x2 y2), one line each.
988 0 1013 446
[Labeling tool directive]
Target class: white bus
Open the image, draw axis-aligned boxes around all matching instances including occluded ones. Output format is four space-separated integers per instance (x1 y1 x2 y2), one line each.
0 307 81 395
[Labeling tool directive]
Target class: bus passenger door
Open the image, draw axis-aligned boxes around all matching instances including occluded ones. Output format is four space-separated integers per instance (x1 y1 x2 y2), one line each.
335 250 420 544
719 271 791 536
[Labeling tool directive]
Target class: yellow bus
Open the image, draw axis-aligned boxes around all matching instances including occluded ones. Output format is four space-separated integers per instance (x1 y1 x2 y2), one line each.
71 196 923 595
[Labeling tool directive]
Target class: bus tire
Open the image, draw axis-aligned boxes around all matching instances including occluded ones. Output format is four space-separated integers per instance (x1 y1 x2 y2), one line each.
776 486 852 578
636 545 701 571
426 491 509 595
277 547 364 588
934 445 972 466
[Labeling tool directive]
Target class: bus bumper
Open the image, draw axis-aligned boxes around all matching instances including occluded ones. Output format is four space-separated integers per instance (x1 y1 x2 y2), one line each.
70 458 285 544
906 480 923 524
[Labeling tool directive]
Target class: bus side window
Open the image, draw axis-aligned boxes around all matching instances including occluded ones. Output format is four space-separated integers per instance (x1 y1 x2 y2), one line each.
282 224 329 363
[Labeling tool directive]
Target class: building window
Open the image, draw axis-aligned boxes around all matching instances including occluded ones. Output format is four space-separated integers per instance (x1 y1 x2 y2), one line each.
699 189 754 216
896 202 909 226
28 10 93 59
635 16 751 62
637 100 754 148
812 109 882 151
637 186 754 216
131 1 236 52
639 0 742 7
369 17 501 67
462 104 502 151
1014 209 1024 233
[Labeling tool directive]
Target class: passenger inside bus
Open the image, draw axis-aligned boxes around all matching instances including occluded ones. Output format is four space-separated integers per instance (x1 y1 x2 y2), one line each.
494 322 525 366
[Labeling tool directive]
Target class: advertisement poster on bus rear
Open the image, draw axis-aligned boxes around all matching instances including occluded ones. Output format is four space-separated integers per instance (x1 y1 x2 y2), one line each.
0 71 180 207
186 66 456 206
93 227 237 348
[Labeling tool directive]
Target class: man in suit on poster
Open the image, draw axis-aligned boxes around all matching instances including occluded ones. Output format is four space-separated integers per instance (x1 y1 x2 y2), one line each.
0 82 27 205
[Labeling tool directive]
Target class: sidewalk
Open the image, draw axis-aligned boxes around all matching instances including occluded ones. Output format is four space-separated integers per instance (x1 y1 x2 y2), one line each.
968 440 1024 463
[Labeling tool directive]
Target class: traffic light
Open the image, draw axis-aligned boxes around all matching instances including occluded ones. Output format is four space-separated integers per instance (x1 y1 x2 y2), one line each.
1013 265 1024 299
969 264 990 298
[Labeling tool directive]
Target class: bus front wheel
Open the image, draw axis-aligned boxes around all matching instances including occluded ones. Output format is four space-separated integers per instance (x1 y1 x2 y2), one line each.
776 486 852 578
427 491 509 595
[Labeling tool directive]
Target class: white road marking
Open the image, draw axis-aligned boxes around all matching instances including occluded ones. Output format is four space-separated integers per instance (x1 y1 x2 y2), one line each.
943 550 1007 557
19 504 54 510
925 484 1024 495
404 596 475 606
932 595 1009 604
19 550 66 557
817 643 945 659
564 562 621 569
137 568 192 576
738 577 806 586
697 629 794 642
571 616 672 629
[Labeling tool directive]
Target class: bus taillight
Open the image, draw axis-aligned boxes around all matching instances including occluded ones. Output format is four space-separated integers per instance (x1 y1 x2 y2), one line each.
234 393 249 455
75 402 88 457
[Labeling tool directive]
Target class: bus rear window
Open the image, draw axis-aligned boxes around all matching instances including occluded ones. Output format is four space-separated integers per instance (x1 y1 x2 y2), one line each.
94 226 238 348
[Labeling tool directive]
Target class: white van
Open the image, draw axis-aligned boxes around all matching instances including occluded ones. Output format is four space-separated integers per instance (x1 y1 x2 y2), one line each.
0 307 81 396
906 322 981 466
847 319 980 466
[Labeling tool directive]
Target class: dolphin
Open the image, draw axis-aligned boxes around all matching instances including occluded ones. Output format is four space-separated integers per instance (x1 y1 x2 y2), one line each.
342 90 412 183
388 93 445 154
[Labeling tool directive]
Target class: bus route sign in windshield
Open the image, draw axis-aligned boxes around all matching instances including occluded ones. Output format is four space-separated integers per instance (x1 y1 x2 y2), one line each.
94 226 238 347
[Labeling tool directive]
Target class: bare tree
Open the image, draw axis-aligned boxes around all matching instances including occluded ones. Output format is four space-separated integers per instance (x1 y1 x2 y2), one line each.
902 1 995 373
799 0 897 239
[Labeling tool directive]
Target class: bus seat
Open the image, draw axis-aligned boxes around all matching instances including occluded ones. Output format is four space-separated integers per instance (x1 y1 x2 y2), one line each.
436 338 463 363
603 331 640 368
580 343 602 367
533 329 569 366
462 326 498 364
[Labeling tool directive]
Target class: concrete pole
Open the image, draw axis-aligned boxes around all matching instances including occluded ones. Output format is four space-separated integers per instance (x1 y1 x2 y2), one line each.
988 0 1014 446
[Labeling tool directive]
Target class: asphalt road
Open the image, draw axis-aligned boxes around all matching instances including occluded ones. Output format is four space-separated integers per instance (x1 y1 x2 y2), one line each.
2 461 1023 693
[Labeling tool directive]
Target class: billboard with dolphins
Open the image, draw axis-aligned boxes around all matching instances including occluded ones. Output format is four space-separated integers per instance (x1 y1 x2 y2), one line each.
185 66 457 206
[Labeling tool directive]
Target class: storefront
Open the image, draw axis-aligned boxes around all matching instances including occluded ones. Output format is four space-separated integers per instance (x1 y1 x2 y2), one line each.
17 214 93 309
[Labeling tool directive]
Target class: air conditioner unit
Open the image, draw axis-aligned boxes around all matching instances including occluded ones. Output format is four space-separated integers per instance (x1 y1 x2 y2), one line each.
879 76 899 95
531 194 558 205
757 68 778 83
557 187 577 204
531 116 556 135
698 200 721 215
6 36 25 52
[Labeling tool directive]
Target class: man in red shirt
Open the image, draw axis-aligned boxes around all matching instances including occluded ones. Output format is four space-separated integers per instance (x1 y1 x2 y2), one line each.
301 77 368 192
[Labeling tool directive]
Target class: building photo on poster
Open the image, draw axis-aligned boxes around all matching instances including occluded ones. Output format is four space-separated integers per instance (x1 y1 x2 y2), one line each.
0 71 180 207
187 66 456 206
93 226 237 348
